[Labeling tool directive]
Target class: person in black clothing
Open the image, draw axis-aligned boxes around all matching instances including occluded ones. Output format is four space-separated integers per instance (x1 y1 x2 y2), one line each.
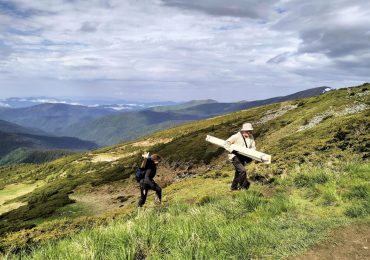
138 154 162 207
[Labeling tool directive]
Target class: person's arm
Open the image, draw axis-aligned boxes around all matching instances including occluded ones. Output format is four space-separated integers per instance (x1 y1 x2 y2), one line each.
225 134 237 152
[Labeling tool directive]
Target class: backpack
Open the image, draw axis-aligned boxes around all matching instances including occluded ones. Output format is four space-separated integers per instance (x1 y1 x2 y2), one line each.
135 167 146 182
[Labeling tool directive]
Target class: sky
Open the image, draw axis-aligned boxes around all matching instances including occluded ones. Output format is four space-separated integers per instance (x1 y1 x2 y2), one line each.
0 0 369 102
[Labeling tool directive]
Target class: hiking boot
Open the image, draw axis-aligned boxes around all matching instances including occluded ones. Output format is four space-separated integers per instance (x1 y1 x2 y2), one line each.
240 182 251 190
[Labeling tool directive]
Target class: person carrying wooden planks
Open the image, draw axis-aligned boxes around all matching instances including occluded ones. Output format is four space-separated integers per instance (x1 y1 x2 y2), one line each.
225 123 255 191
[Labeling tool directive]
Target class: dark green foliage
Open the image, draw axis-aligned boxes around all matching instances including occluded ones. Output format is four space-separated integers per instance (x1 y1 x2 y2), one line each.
345 184 370 200
92 163 129 186
0 148 74 165
293 171 329 188
196 195 216 206
236 191 266 213
344 201 370 218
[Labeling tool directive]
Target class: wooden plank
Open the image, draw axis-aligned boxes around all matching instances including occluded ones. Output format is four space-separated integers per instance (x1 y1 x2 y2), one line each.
205 135 272 164
141 152 150 168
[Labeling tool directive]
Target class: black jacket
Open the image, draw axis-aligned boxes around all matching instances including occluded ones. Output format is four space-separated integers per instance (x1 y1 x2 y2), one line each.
141 159 157 188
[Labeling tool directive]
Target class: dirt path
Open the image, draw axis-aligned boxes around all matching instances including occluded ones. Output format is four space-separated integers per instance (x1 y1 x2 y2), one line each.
293 223 370 260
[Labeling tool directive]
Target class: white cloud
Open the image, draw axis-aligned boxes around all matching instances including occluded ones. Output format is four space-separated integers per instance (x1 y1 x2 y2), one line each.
0 0 369 101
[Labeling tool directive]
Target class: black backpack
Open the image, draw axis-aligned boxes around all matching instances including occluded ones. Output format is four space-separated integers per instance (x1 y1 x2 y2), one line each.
135 167 146 182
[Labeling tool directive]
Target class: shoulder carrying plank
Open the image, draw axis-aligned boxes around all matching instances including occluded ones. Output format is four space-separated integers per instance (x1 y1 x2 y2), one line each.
205 135 271 164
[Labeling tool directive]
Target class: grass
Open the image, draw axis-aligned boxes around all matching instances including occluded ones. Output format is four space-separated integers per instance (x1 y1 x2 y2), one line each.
0 84 369 257
2 161 369 259
0 181 44 214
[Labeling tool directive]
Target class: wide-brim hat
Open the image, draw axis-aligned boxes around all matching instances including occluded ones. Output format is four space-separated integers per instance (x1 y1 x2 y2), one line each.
241 123 253 131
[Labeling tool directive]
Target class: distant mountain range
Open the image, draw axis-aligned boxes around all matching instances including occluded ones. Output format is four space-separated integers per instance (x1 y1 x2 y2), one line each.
149 87 333 117
0 87 332 147
0 97 177 110
0 119 98 165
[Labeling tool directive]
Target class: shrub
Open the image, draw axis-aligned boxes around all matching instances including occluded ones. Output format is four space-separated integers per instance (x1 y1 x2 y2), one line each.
319 184 340 206
196 195 216 206
345 184 370 200
344 201 370 218
293 170 329 188
236 191 266 213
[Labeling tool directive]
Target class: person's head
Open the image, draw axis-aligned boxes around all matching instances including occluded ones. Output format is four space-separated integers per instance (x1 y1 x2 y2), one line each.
240 123 253 138
151 154 162 164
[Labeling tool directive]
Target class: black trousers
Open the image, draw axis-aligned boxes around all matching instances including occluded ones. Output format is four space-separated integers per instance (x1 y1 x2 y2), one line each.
231 155 251 190
138 181 162 207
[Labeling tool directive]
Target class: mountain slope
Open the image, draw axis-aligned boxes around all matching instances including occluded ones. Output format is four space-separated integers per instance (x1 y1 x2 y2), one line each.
0 120 99 165
0 119 50 136
0 83 368 257
0 131 98 157
63 110 205 146
150 99 218 112
65 87 330 145
0 103 115 135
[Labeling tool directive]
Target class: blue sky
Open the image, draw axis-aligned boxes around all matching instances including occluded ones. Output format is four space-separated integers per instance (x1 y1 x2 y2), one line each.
0 0 369 101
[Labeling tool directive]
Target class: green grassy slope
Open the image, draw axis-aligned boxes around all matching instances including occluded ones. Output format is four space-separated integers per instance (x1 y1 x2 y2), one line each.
0 84 369 258
9 162 370 259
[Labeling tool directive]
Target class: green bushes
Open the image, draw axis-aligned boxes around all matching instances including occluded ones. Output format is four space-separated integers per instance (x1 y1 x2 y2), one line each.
236 191 266 213
345 184 369 200
292 169 330 188
345 201 370 218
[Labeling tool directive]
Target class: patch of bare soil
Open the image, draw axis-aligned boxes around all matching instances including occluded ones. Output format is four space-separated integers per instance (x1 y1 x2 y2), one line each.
132 138 173 147
293 224 370 260
70 181 139 215
89 151 138 163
